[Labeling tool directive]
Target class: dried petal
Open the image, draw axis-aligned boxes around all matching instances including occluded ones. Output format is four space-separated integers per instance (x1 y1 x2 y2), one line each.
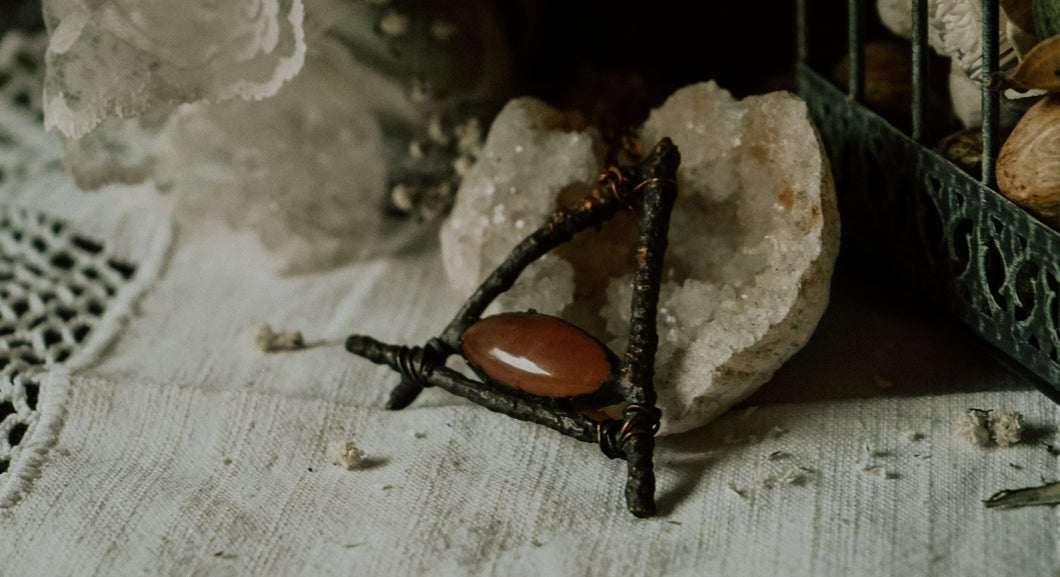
996 94 1060 227
1000 34 1060 91
954 408 992 446
991 409 1024 446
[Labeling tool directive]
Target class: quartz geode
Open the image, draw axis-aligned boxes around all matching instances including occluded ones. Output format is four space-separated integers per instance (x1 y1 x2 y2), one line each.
440 82 840 434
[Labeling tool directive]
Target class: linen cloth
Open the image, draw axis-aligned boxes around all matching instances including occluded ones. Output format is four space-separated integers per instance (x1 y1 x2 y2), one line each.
0 61 1058 577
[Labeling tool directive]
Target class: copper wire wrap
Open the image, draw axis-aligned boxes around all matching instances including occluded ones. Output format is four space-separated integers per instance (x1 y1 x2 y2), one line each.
630 177 678 195
345 336 446 390
597 404 662 460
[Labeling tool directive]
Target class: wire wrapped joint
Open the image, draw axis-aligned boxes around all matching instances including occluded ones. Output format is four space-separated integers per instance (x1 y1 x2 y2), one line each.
345 335 448 390
597 404 662 460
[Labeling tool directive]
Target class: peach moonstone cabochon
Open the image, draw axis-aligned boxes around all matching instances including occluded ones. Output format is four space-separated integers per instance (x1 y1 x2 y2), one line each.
441 82 840 434
461 313 612 398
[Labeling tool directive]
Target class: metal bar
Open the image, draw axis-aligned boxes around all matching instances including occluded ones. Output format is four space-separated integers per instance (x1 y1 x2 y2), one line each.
848 0 864 101
981 0 1000 186
911 0 929 142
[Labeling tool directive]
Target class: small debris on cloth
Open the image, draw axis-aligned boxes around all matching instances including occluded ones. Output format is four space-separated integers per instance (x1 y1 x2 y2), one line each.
727 482 747 498
991 410 1024 447
245 323 305 352
954 409 992 446
327 440 366 470
758 467 810 488
954 408 1024 447
765 450 790 462
860 464 899 480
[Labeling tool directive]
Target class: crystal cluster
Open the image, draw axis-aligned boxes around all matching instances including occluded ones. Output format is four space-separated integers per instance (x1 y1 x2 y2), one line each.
441 82 840 434
440 98 602 317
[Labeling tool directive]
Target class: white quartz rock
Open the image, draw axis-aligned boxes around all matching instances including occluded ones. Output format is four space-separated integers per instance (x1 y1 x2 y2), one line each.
623 82 839 434
440 82 839 434
152 36 389 275
439 97 604 317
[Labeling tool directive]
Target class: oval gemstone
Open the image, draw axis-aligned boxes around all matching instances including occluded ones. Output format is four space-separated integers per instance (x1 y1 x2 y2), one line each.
461 313 612 397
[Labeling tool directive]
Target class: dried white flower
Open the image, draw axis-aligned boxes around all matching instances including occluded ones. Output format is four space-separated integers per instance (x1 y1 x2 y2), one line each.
954 409 992 446
954 408 1024 447
244 323 305 352
327 440 366 470
991 409 1024 447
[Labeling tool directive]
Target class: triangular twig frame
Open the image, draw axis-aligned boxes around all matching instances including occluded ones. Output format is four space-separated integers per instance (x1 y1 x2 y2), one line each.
347 138 680 517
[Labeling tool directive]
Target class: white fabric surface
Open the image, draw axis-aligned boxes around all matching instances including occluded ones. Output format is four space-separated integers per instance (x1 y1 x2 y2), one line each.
0 75 1058 577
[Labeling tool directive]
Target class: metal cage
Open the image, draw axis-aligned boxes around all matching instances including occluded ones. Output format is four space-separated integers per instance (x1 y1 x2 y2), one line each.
796 0 1060 390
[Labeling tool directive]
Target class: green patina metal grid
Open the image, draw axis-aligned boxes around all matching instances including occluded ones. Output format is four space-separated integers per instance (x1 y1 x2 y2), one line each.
796 0 1060 390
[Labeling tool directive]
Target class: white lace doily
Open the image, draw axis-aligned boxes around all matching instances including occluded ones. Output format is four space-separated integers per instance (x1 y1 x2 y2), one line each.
0 28 172 507
0 29 45 123
42 0 307 140
0 205 139 474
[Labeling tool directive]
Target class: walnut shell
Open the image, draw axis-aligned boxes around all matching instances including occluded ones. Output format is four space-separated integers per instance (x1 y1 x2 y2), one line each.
996 94 1060 228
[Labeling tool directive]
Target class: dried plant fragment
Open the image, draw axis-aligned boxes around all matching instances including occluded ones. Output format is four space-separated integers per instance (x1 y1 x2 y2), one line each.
994 35 1060 92
727 482 747 498
861 464 899 480
877 0 1020 81
991 409 1024 447
984 481 1060 509
996 94 1060 228
759 468 809 488
326 440 366 470
245 323 305 352
954 409 992 446
954 408 1026 447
